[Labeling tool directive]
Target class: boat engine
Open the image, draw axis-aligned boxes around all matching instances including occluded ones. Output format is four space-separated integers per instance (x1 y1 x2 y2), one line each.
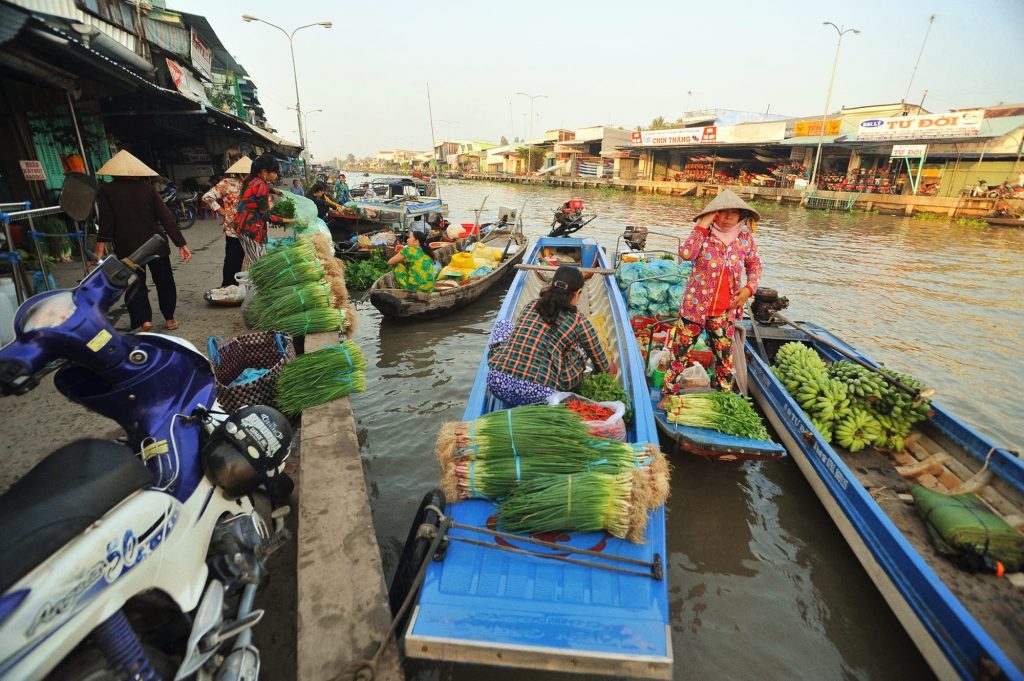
751 287 789 325
548 199 587 237
622 225 648 251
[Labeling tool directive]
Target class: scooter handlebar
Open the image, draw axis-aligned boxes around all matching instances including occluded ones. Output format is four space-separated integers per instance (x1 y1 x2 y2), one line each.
125 234 167 266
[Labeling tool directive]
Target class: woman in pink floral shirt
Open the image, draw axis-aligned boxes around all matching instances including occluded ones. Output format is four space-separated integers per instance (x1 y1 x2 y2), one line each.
662 189 763 393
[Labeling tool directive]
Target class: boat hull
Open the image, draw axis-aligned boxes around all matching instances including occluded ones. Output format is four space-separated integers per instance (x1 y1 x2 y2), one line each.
404 237 672 679
742 320 1024 681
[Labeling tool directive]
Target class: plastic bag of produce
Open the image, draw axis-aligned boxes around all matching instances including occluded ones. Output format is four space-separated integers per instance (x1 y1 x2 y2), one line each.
546 392 627 441
642 280 671 303
627 286 649 310
286 194 319 224
668 284 686 308
641 259 679 280
617 262 644 291
681 362 710 389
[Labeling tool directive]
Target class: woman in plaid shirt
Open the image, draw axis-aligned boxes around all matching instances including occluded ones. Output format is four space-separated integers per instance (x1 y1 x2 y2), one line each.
487 266 610 405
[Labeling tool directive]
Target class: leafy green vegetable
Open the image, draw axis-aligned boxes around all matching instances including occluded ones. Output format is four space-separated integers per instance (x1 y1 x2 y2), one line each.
578 372 633 424
271 196 296 219
344 250 391 290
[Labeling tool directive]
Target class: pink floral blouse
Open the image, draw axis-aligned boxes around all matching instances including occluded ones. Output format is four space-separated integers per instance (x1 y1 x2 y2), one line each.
678 225 762 324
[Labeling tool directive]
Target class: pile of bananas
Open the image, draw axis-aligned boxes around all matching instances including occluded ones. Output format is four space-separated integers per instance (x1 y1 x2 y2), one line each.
772 344 933 453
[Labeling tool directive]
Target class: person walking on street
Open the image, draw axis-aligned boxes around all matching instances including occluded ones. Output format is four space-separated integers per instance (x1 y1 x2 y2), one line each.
202 156 250 290
95 150 191 332
660 189 762 394
290 179 304 196
235 154 293 265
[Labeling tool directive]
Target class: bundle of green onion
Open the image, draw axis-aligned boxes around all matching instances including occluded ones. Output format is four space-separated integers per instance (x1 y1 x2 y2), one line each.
275 339 366 414
270 308 348 337
662 392 771 440
251 282 335 330
247 241 323 291
497 470 650 543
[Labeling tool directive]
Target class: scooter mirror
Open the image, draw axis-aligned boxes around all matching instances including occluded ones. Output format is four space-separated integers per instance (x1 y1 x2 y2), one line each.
59 173 99 222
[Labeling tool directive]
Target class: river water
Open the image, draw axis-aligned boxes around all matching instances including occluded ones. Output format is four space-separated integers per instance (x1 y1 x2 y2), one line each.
347 178 1024 681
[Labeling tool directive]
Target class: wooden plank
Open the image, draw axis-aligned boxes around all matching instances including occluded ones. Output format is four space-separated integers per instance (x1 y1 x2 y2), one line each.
514 264 617 275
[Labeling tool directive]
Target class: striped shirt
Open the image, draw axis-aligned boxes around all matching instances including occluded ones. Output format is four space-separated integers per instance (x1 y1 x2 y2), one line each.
488 300 610 391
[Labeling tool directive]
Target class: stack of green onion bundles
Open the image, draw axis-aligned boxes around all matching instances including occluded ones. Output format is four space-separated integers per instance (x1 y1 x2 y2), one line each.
275 339 366 415
434 405 671 543
244 236 355 337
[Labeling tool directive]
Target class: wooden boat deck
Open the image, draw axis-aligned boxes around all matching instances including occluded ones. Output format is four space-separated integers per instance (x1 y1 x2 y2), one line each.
837 426 1024 670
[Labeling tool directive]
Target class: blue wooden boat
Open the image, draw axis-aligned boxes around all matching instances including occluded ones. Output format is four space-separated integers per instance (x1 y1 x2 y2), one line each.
403 237 672 679
741 319 1024 681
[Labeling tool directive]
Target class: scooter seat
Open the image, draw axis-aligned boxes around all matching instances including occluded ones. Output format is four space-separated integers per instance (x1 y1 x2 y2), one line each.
0 439 152 594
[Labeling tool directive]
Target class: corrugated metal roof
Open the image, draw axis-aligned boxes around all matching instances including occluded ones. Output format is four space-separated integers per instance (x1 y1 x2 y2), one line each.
0 2 29 46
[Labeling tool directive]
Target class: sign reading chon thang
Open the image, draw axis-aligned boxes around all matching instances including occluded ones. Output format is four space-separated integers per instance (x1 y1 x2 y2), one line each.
857 110 985 141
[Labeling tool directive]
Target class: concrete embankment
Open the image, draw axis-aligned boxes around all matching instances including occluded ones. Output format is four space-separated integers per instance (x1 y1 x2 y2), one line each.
458 173 1021 218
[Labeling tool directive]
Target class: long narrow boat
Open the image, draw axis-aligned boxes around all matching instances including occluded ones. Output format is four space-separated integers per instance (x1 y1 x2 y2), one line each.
612 234 785 461
742 319 1024 681
404 236 672 679
368 227 528 319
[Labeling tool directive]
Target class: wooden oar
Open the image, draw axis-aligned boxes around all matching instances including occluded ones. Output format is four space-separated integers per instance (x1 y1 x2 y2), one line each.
515 264 616 275
771 312 935 401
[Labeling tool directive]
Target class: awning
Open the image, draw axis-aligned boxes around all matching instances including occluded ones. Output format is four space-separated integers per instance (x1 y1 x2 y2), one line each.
777 135 849 146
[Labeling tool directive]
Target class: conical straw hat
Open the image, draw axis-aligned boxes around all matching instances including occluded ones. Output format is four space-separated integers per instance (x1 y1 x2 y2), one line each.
225 156 252 174
693 188 760 222
96 150 157 177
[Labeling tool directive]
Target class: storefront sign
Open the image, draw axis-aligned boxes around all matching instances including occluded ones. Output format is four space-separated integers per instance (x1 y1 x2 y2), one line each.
190 29 213 80
554 144 578 154
602 150 633 158
19 160 46 181
166 58 212 107
857 110 985 141
633 126 717 146
794 119 841 137
891 144 928 158
632 121 786 146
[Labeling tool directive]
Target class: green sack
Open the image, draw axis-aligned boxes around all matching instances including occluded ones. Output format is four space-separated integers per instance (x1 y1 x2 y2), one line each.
912 485 1024 571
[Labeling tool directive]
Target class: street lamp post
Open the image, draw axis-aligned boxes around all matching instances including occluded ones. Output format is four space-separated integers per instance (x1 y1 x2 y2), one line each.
809 22 859 191
241 15 331 181
517 91 546 174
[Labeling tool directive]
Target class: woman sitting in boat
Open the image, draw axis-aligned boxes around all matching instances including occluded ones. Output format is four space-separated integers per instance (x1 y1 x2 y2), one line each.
486 265 611 406
387 227 436 293
661 188 762 394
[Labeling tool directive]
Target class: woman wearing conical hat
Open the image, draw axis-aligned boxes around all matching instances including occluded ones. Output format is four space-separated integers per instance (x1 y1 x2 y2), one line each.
95 150 191 332
661 189 763 394
202 155 251 294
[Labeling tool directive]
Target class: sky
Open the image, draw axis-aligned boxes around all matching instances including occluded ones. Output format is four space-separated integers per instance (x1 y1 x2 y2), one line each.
168 0 1024 160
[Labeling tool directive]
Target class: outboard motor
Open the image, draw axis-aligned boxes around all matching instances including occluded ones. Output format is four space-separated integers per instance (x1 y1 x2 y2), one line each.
751 287 789 325
622 225 649 251
548 199 592 237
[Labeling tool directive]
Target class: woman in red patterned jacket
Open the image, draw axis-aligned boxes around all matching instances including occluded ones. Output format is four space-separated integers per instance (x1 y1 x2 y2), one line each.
661 189 763 394
234 154 293 265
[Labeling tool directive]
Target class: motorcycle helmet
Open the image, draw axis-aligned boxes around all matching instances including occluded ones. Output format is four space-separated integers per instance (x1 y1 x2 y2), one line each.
202 405 293 499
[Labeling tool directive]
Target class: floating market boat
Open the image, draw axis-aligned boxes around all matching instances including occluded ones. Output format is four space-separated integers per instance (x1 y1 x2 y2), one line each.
983 216 1024 228
402 236 672 679
368 223 527 320
741 318 1024 681
613 232 785 461
332 197 449 261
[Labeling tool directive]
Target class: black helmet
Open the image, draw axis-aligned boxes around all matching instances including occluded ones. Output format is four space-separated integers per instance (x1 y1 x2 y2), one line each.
202 405 293 499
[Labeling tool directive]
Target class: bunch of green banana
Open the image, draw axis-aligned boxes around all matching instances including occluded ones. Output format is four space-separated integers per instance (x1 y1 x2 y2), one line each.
772 342 850 443
834 408 882 453
827 361 888 400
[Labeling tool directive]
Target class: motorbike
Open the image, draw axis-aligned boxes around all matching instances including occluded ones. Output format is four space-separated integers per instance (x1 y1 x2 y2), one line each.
161 184 199 230
985 181 1024 199
547 198 596 238
0 233 293 680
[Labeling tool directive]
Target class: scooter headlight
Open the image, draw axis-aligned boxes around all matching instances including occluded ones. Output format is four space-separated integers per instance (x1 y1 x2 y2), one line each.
19 291 76 333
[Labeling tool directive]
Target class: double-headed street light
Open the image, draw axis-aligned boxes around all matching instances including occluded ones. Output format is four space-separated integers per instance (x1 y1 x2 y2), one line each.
809 21 859 191
241 15 331 180
517 91 546 174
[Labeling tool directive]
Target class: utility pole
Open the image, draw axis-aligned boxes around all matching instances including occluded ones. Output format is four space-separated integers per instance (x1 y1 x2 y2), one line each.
904 14 936 106
809 22 860 191
517 91 546 174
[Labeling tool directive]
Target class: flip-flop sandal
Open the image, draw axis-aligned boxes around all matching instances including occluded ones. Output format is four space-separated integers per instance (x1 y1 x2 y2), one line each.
140 322 153 332
165 320 179 330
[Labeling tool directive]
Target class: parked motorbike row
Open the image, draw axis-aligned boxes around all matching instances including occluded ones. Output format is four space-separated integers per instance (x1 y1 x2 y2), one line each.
0 234 292 680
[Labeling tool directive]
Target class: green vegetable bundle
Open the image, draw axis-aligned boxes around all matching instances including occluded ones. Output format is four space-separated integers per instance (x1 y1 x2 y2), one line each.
344 251 391 290
772 342 933 452
250 282 335 330
35 217 73 261
275 340 367 414
270 308 348 337
247 241 322 290
497 470 650 543
578 373 633 424
661 392 771 441
270 196 296 219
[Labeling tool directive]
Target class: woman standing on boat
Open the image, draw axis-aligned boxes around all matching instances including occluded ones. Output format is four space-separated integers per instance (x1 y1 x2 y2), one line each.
661 189 762 394
486 265 611 405
235 154 293 265
387 227 436 293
